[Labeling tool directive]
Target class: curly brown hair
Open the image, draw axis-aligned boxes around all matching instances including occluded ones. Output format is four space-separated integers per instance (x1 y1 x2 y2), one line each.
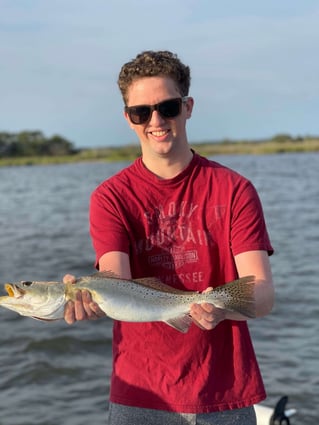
117 50 191 105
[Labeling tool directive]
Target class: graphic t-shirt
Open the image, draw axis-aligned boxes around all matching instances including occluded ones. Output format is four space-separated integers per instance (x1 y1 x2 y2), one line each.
90 152 273 413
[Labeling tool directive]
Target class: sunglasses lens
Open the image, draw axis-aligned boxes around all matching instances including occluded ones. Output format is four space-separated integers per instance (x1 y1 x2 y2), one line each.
158 99 181 118
128 106 151 125
126 98 184 125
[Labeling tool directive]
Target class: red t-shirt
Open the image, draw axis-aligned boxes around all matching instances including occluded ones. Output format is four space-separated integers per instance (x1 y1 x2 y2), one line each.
90 152 273 413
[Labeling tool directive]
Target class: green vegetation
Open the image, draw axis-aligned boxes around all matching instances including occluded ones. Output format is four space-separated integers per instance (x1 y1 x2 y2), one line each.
0 131 75 158
192 134 319 156
0 131 318 167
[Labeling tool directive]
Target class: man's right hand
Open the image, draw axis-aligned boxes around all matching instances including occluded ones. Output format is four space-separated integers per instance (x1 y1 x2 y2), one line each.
63 274 106 324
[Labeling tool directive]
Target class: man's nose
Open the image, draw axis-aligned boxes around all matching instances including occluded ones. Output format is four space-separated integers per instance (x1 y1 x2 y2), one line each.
148 110 166 126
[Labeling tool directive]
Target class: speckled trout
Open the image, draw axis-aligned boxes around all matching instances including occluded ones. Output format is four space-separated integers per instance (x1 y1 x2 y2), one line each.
0 272 256 332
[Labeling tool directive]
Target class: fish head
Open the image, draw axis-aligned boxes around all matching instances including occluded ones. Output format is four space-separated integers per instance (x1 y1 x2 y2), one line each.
0 280 66 320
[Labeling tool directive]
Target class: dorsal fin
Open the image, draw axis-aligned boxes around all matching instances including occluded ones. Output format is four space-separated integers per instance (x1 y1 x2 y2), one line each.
133 277 197 295
77 271 122 284
81 271 197 295
93 270 121 279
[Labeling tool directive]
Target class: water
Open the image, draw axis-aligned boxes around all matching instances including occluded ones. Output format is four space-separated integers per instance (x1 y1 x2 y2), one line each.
0 153 318 425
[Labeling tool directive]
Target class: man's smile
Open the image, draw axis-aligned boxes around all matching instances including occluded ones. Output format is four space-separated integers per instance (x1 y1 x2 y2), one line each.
150 130 170 137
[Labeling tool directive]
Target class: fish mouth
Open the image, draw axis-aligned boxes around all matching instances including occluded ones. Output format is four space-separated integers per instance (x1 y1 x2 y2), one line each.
5 284 26 298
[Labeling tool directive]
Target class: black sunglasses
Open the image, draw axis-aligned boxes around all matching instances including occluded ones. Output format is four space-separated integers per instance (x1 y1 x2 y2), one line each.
125 97 189 125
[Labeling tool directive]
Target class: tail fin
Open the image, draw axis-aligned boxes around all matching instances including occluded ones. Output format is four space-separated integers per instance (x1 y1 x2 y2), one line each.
212 275 256 318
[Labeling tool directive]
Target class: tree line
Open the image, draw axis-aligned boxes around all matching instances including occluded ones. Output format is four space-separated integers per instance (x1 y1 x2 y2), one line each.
0 131 76 157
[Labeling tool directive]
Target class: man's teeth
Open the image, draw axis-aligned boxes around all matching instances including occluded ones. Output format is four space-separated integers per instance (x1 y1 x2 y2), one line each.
152 131 168 136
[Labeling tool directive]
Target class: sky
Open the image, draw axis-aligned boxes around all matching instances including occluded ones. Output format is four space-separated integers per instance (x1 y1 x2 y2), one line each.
1 0 319 148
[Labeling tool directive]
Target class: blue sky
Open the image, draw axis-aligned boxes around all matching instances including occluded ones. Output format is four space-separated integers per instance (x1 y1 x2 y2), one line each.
1 0 318 148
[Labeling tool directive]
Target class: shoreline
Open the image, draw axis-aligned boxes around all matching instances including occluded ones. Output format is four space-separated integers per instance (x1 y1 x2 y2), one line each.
1 138 318 167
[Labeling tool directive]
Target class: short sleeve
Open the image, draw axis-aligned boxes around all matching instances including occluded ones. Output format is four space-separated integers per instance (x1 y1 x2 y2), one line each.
230 180 273 256
89 187 130 268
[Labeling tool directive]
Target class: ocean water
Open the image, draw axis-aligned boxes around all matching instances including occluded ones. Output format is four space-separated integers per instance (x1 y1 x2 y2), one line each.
0 152 318 425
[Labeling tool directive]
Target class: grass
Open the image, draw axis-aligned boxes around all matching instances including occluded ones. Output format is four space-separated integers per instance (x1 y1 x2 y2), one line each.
1 137 318 167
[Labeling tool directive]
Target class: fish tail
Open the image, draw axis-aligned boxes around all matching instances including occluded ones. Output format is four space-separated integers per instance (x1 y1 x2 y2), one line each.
211 275 256 318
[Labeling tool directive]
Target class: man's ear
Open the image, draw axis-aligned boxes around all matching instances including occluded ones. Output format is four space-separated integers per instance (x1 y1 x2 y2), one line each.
124 111 135 130
185 97 194 119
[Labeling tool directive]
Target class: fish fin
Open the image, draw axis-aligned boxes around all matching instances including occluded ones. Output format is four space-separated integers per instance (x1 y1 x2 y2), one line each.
79 272 195 295
95 270 121 278
78 271 121 283
233 305 256 319
164 314 193 333
31 316 60 322
134 278 196 295
234 275 256 285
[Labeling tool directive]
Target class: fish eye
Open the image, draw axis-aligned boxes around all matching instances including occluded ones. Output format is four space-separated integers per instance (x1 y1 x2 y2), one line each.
21 281 33 287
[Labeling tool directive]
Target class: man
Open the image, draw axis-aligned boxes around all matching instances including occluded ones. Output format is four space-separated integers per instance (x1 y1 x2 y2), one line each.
64 50 274 425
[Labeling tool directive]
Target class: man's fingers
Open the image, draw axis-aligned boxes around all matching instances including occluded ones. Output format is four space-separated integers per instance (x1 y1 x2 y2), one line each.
80 290 106 319
191 303 213 321
74 290 87 321
83 289 106 317
63 288 106 324
81 290 98 319
203 286 213 293
63 274 77 284
81 289 93 304
64 300 76 325
190 303 226 330
201 303 215 314
89 302 106 318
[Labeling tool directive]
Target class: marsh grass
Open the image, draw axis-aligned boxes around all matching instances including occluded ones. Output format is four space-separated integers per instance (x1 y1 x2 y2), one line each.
1 137 318 167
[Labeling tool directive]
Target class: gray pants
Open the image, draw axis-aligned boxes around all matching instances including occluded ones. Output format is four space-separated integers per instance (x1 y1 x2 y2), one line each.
108 403 257 425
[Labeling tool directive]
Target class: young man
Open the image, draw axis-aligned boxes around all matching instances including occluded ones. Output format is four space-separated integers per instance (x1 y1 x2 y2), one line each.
64 50 274 425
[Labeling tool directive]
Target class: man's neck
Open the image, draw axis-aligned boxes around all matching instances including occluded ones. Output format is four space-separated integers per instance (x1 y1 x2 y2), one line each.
141 148 194 180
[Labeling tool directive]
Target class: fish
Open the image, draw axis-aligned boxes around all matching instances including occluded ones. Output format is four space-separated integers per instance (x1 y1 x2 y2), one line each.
0 272 256 333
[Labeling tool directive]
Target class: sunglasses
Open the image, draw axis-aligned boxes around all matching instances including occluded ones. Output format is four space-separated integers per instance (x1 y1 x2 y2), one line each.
125 96 189 125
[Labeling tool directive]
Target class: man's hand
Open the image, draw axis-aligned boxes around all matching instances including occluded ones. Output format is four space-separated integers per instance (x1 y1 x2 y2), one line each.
190 286 226 330
63 274 106 324
190 302 226 330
